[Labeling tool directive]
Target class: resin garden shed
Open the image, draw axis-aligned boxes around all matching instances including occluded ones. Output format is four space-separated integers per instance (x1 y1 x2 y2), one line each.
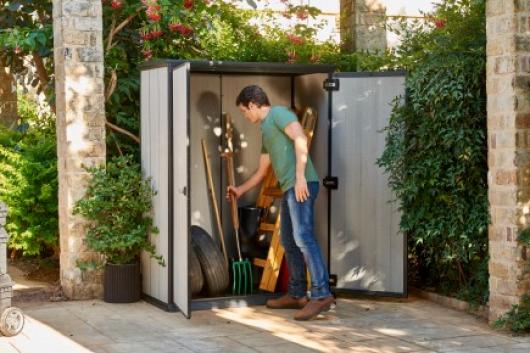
140 60 406 318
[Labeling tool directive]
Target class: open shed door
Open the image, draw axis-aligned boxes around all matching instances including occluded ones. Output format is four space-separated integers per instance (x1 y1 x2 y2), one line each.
172 63 190 317
329 72 406 296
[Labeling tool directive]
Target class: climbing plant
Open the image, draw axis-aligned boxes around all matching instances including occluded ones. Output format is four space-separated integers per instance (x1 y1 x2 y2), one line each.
377 0 489 304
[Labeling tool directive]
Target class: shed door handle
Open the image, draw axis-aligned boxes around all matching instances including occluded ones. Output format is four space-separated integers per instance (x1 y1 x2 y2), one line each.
180 186 187 196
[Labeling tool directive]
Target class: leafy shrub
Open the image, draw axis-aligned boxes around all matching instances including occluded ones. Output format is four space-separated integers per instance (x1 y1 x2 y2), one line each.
377 0 489 304
0 95 58 257
494 229 530 332
73 155 163 266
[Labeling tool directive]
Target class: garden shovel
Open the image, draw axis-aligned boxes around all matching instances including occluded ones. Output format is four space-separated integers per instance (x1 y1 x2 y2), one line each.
223 113 253 296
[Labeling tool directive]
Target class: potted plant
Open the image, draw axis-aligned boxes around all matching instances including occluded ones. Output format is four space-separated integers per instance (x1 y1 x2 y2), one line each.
74 155 164 303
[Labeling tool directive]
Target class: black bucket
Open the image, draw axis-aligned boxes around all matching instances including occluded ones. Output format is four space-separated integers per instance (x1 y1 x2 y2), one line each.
238 206 264 258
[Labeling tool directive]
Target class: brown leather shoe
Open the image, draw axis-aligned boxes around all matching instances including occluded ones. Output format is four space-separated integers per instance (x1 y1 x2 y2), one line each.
266 294 309 309
293 295 335 321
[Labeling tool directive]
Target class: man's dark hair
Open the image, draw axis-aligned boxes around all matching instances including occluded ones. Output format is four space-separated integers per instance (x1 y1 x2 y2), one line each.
236 85 271 108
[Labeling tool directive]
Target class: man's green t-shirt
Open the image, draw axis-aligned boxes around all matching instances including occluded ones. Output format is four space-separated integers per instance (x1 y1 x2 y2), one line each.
260 106 319 192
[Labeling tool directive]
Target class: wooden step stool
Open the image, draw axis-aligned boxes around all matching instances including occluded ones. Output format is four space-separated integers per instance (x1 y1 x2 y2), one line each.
252 107 318 292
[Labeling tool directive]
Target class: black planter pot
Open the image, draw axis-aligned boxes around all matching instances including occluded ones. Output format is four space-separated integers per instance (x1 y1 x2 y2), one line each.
104 262 141 303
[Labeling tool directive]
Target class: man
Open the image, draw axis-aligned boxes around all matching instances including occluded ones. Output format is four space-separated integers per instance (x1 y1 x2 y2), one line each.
227 85 335 321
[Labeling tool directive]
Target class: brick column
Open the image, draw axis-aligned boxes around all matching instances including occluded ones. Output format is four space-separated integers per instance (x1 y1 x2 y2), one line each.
340 0 387 52
53 0 106 299
0 67 17 129
487 0 530 322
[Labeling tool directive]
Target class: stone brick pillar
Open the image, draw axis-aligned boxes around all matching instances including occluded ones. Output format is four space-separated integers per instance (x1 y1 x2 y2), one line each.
0 67 17 129
487 0 530 322
340 0 387 52
53 0 106 299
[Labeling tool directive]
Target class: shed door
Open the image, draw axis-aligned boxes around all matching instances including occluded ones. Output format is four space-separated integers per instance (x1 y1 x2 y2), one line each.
172 64 190 317
329 73 406 296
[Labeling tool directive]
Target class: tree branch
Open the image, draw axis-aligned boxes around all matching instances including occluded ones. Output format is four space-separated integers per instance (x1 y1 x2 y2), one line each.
32 51 49 90
106 14 117 52
106 10 140 52
105 120 140 144
105 69 117 102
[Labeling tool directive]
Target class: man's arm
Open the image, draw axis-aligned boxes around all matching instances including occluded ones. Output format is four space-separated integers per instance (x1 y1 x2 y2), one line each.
227 153 271 199
284 121 310 202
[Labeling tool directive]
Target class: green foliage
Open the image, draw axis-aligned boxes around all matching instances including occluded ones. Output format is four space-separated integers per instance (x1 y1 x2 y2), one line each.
494 293 530 333
494 229 530 332
73 155 163 266
377 0 489 304
0 94 58 257
0 0 53 99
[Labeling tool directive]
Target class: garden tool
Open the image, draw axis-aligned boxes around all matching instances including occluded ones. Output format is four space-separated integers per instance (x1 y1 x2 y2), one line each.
222 113 253 296
201 138 228 267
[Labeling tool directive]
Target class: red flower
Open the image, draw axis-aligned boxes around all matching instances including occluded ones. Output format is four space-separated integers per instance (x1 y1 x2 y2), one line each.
147 4 161 11
111 0 122 9
169 22 180 32
183 0 193 9
287 33 304 45
296 10 308 20
143 49 153 60
435 19 445 29
150 30 163 38
169 23 193 37
142 0 158 6
146 9 161 22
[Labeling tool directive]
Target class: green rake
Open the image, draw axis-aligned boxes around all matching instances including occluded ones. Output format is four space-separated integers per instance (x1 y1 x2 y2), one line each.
224 113 253 296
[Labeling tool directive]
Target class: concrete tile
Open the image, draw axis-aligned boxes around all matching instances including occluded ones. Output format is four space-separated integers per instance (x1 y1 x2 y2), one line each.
339 337 429 353
176 336 258 352
254 342 319 353
228 332 290 347
0 341 19 353
411 334 517 352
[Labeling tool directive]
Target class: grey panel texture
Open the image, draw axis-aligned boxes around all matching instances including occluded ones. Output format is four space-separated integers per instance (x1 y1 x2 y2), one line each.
330 75 405 294
294 74 329 263
173 64 190 316
140 70 151 296
189 74 221 241
140 68 169 302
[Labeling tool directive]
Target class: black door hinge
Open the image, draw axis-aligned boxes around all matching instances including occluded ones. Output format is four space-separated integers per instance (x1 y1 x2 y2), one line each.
329 274 337 288
323 176 338 190
323 78 340 91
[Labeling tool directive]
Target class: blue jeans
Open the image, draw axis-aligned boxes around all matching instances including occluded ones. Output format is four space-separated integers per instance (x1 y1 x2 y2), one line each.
281 181 331 299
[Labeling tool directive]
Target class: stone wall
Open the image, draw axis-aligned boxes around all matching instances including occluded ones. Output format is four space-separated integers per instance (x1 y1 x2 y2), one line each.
53 0 106 299
486 0 530 322
0 67 17 129
340 0 387 52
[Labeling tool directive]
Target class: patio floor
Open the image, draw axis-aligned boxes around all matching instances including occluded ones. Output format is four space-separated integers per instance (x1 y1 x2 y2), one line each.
0 295 528 353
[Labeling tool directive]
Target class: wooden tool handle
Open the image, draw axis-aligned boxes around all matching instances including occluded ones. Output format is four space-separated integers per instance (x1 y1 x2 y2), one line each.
226 155 240 229
201 139 228 266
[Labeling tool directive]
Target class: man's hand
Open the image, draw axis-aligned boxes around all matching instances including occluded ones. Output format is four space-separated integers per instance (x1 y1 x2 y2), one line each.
294 176 309 203
226 185 243 201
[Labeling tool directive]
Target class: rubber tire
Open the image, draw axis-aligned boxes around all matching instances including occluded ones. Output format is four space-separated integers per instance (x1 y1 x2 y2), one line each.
189 245 204 295
191 225 229 296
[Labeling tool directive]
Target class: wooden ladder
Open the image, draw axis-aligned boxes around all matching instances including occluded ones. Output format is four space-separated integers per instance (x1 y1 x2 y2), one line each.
252 107 318 292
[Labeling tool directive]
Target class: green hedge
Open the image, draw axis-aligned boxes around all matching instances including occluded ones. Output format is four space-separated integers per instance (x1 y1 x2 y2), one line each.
0 96 58 257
